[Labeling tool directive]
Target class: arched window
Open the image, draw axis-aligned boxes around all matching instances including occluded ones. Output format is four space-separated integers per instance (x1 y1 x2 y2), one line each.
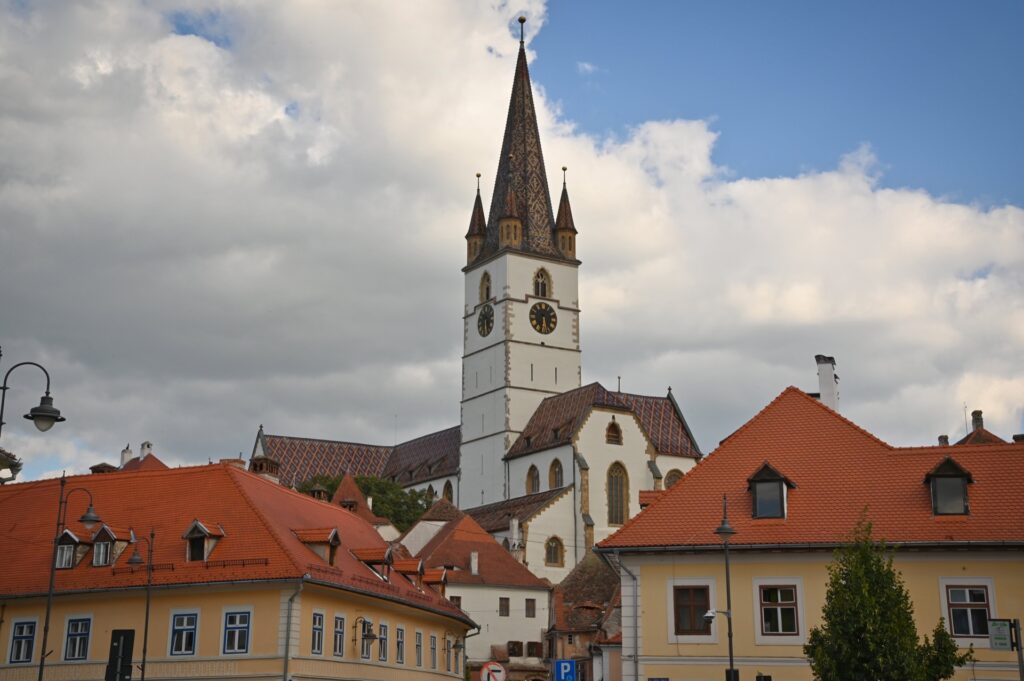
665 469 684 489
426 484 436 499
526 465 540 494
607 463 629 525
502 537 511 550
606 420 623 445
480 272 491 302
533 269 551 298
549 459 564 488
442 480 454 502
544 537 564 566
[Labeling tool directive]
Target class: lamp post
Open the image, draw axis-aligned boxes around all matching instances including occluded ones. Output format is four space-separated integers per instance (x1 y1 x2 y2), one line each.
39 474 102 681
127 529 155 681
443 630 465 674
714 493 738 681
0 346 67 444
352 616 377 652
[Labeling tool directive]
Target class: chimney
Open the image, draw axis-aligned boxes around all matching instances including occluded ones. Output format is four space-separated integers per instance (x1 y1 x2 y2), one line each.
938 435 949 446
510 517 520 548
1013 434 1024 443
120 443 135 467
971 410 984 432
367 496 373 510
140 441 153 459
815 355 839 411
470 551 479 576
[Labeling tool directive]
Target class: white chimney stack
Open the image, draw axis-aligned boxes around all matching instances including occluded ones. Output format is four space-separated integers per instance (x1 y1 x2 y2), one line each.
470 551 479 575
510 517 520 549
140 441 153 459
815 355 839 411
120 443 134 467
367 496 374 510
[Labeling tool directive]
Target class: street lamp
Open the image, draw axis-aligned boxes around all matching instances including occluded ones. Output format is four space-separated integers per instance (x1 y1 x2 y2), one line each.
352 616 378 649
0 346 67 444
127 529 156 681
714 493 738 681
444 630 466 673
39 474 102 681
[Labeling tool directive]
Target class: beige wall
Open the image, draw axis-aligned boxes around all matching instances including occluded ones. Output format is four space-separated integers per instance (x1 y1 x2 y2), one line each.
619 550 1024 681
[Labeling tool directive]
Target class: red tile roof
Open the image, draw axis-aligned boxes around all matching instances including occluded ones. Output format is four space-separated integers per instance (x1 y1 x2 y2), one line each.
638 490 666 509
505 382 700 460
955 427 1007 446
551 552 619 632
329 474 389 526
416 515 549 590
0 463 471 625
463 487 570 533
599 387 1024 551
120 453 169 472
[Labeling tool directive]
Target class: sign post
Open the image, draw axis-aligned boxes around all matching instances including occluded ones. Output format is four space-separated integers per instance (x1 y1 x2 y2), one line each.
480 660 507 681
554 659 576 681
990 618 1024 681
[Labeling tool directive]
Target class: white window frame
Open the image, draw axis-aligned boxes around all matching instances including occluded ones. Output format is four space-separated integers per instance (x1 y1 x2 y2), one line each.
92 541 111 566
9 618 37 664
666 577 718 644
939 577 996 648
396 626 405 664
751 577 806 645
221 607 252 655
311 611 324 656
332 614 346 657
168 610 199 656
378 622 388 662
56 544 75 569
63 615 92 661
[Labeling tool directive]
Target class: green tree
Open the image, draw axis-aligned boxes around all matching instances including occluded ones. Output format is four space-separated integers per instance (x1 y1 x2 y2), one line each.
295 474 432 532
804 520 972 681
295 473 344 497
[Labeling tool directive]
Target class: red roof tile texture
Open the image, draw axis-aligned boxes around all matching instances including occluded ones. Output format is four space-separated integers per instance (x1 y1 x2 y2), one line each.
599 387 1024 550
120 453 169 472
551 552 619 632
0 463 470 625
329 474 389 526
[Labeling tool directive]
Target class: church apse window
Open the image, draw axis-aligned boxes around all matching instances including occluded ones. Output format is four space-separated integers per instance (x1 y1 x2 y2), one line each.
427 484 435 499
442 481 454 502
526 465 540 494
607 463 629 525
533 269 551 298
549 459 563 488
544 537 564 567
606 420 623 445
665 469 684 489
480 272 491 303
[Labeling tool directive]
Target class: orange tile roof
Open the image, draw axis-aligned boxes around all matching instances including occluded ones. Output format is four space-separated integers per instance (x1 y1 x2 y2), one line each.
120 453 169 472
638 490 666 509
329 474 389 526
0 463 471 626
599 387 1024 551
293 527 338 543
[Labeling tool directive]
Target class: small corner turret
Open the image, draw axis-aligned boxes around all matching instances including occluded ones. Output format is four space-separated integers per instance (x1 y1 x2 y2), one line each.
466 173 486 263
555 166 577 259
497 166 524 249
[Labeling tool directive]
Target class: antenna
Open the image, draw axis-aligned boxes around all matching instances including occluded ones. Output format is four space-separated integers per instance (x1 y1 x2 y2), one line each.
617 376 621 392
963 403 969 435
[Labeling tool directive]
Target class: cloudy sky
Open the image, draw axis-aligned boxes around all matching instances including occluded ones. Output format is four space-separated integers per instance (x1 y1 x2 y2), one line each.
2 1 1022 481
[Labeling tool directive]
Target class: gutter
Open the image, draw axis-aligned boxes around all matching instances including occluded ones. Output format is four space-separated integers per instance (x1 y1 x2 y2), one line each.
594 540 1024 556
282 577 304 681
572 445 579 564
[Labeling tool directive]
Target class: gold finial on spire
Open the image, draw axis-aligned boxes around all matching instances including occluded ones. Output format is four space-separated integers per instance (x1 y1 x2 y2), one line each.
518 16 526 43
562 166 567 187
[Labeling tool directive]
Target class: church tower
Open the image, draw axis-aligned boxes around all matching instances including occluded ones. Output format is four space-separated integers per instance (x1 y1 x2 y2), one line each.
459 18 582 507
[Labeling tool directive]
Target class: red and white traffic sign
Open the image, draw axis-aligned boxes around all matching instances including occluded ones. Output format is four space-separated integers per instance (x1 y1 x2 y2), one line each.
480 660 507 681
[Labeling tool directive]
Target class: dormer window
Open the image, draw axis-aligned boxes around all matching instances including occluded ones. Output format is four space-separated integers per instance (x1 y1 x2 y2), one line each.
56 544 75 569
748 463 796 519
925 457 972 515
93 541 111 566
183 519 223 562
188 535 206 562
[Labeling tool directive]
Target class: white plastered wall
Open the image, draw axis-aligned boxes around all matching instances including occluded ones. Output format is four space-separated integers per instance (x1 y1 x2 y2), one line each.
447 583 549 663
506 444 574 498
522 489 578 583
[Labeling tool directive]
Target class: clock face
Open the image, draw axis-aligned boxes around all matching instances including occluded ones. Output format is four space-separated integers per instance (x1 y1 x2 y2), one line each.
477 303 494 337
529 302 557 334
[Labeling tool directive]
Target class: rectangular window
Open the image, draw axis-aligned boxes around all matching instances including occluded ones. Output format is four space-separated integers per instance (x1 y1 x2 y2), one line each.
415 631 423 667
93 542 111 566
170 613 198 655
64 618 91 661
673 586 711 635
754 481 784 518
430 634 437 669
360 620 373 659
499 597 510 617
933 478 968 515
311 613 324 655
333 616 345 657
188 535 206 561
445 638 452 672
396 627 405 664
568 633 574 645
10 621 35 664
56 544 75 569
760 586 799 635
450 595 462 609
525 598 536 618
223 611 250 654
947 586 989 637
378 623 388 661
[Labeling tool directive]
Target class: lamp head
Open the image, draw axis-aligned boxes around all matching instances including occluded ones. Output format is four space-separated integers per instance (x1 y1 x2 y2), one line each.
704 609 716 624
127 548 144 566
24 394 65 432
79 505 101 530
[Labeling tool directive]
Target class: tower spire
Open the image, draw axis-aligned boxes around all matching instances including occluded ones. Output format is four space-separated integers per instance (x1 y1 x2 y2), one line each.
465 173 486 263
555 165 577 258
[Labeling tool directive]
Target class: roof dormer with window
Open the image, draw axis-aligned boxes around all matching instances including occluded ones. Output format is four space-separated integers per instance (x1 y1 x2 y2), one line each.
924 457 973 515
182 519 224 562
294 527 341 566
352 546 394 581
90 525 131 567
747 463 796 519
55 529 90 569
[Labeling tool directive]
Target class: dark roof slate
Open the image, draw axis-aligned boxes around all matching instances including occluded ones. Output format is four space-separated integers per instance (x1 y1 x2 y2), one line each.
383 426 461 486
551 552 620 632
463 487 570 532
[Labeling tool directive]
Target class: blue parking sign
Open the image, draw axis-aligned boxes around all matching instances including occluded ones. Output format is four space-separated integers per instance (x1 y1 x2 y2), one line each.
554 659 576 681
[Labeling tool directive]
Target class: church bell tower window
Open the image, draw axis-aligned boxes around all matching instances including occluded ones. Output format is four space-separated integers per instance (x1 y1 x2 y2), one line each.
533 269 551 298
480 272 492 303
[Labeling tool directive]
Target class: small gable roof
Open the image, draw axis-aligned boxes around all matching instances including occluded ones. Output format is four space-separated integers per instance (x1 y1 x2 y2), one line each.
463 487 570 533
329 475 389 526
120 454 169 472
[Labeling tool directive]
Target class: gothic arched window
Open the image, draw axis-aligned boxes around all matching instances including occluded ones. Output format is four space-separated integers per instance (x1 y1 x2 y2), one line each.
480 272 491 303
526 465 540 494
426 484 436 499
665 469 684 489
545 537 564 566
607 463 629 525
533 269 551 298
549 459 563 489
443 480 454 502
606 420 623 445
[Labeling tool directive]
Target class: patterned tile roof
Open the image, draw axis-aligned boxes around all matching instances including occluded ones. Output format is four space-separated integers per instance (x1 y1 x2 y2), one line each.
383 426 461 486
551 552 620 632
0 463 472 626
599 387 1024 551
260 432 392 487
505 382 701 460
463 487 570 533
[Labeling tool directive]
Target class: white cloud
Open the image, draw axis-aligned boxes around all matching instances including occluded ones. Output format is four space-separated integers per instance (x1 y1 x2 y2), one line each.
577 61 597 75
0 1 1021 481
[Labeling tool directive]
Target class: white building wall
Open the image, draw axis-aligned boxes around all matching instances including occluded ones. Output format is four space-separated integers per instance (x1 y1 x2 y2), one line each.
507 445 574 498
405 474 458 503
401 520 448 556
447 583 549 663
521 490 577 583
460 434 507 507
653 453 697 485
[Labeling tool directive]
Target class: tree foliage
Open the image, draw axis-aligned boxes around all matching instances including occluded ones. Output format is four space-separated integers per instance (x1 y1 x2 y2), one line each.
295 474 432 532
804 519 972 681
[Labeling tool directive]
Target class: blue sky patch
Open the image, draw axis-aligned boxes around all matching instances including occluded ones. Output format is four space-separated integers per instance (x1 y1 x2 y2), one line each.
167 9 232 49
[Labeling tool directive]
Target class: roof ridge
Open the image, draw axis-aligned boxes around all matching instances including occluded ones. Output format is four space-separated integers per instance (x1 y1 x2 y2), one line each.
265 433 393 450
395 424 461 447
223 466 305 575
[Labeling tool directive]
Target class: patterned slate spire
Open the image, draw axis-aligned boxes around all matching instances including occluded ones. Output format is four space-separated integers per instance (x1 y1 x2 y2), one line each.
465 176 486 238
483 19 562 261
555 169 577 235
